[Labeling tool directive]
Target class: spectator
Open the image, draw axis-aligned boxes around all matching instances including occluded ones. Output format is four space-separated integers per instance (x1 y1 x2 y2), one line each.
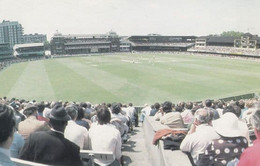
242 100 257 129
43 102 52 119
154 107 164 121
10 131 24 158
204 99 220 120
238 109 260 166
181 102 194 124
89 105 122 166
64 104 89 150
125 103 136 122
223 105 250 143
111 102 129 133
36 102 49 122
10 101 25 127
197 112 248 166
0 104 16 166
150 102 160 116
175 105 183 113
19 104 82 166
85 102 94 119
238 100 245 110
75 106 90 130
160 101 184 128
180 108 220 165
110 102 129 142
18 104 50 139
140 104 152 123
124 103 136 131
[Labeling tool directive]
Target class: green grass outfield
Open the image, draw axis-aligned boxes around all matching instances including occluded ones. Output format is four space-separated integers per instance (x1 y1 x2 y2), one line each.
0 53 259 105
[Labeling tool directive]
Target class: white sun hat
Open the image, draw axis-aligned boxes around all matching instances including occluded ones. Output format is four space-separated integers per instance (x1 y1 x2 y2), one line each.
212 112 246 137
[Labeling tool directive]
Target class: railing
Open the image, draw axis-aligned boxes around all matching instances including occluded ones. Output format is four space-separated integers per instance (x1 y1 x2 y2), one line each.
220 93 256 102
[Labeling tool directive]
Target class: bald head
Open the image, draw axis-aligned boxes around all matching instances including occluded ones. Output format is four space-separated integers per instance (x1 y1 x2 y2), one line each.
194 108 211 124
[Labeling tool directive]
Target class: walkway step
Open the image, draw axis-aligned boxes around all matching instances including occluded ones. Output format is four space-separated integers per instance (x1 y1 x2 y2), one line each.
122 126 151 166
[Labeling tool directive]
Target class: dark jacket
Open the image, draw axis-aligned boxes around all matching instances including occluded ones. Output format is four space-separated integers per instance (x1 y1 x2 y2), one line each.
19 130 82 166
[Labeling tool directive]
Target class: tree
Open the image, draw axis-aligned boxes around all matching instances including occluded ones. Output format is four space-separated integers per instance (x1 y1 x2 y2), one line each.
220 31 244 37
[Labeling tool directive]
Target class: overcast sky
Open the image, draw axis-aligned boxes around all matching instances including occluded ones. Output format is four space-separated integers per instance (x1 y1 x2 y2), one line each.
1 0 259 40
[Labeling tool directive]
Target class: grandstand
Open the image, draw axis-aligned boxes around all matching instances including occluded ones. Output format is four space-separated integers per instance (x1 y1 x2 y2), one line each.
128 35 196 51
189 33 260 57
13 43 45 58
50 32 120 55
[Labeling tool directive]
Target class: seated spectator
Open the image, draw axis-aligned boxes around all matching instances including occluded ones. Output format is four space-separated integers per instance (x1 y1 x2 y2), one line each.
175 105 183 113
154 107 164 121
19 104 82 166
238 109 260 166
181 102 194 124
36 102 49 122
237 100 245 110
0 104 16 166
242 100 257 129
125 103 136 123
64 104 89 150
160 101 185 128
89 105 122 166
204 99 220 120
223 105 250 143
150 102 160 116
180 108 220 165
43 101 52 119
75 106 90 130
18 104 50 139
122 103 136 131
186 105 201 130
111 102 129 134
10 101 25 126
85 102 94 119
10 131 24 158
197 112 248 166
215 100 224 117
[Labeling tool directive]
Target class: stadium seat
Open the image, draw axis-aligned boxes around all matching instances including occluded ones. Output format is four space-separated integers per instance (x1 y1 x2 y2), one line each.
11 158 48 166
80 150 115 166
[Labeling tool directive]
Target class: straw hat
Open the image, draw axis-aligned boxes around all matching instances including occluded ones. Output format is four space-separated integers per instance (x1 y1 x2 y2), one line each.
212 112 246 137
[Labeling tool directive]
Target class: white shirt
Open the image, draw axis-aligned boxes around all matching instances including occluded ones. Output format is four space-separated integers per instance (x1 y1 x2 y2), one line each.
180 124 220 164
216 108 223 117
64 120 89 150
141 106 152 116
125 106 135 121
89 123 122 165
111 113 128 124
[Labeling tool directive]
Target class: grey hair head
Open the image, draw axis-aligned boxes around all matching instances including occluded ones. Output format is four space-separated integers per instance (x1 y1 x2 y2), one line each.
194 108 211 124
251 109 260 131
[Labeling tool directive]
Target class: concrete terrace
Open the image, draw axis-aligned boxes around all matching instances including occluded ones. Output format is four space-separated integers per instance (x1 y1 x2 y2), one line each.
122 126 152 166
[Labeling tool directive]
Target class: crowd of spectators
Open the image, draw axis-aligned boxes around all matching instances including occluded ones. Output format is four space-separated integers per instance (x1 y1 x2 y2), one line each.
141 98 259 166
0 57 44 71
0 97 141 166
132 42 194 47
65 39 110 45
188 46 260 56
0 96 259 165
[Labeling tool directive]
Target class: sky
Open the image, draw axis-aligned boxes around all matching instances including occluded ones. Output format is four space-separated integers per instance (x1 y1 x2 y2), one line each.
1 0 260 40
